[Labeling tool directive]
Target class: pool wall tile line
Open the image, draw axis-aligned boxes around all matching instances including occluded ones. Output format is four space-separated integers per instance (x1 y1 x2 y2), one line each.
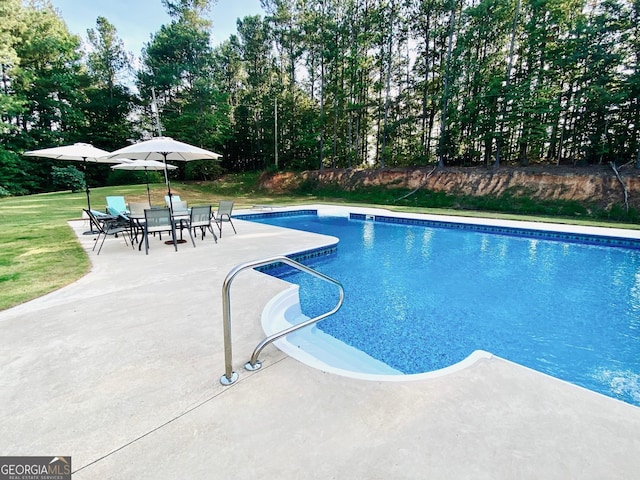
351 213 640 250
255 244 339 274
237 209 318 221
238 208 640 250
240 209 337 273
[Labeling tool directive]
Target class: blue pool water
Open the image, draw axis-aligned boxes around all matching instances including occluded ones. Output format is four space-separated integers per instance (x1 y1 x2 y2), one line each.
246 211 640 406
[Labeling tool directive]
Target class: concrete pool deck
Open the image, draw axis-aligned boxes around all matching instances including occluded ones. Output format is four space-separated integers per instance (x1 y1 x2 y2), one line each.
1 205 639 479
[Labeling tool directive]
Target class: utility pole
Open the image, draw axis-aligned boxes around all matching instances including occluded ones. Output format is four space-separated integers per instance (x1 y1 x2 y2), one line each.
275 97 279 169
151 87 163 137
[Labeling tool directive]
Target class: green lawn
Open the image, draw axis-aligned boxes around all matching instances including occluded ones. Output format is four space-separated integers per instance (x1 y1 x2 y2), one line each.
1 178 638 311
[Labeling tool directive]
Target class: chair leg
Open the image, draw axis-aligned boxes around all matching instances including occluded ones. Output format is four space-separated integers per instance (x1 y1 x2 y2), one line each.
130 223 139 248
216 215 236 237
187 223 196 248
127 223 135 248
208 225 218 243
96 233 108 255
196 226 208 241
92 233 103 252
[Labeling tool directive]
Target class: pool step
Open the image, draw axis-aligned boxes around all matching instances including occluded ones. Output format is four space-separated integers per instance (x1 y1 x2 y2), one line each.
286 322 401 375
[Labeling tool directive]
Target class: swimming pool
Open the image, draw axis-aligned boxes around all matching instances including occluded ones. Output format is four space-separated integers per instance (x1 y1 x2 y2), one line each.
241 208 640 406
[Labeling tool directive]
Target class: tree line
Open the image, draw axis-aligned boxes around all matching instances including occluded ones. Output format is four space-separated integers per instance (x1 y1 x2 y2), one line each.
1 0 639 196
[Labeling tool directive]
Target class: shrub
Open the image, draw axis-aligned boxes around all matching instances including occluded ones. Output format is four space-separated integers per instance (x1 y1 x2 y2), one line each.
294 177 320 194
185 160 225 181
51 165 85 192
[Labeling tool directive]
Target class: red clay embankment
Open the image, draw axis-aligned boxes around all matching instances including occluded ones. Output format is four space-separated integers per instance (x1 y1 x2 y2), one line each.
259 166 640 211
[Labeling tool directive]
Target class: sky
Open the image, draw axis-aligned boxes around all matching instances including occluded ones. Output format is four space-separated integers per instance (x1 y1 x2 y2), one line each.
49 0 265 56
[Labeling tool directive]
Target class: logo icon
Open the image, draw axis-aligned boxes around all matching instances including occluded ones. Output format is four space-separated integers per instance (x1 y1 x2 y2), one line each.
0 456 72 480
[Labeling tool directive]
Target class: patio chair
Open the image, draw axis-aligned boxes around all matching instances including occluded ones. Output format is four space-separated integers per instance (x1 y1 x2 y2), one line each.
164 194 182 209
84 209 130 255
182 205 218 243
214 200 237 237
172 200 189 216
143 208 178 255
105 196 129 215
128 201 151 219
126 202 151 245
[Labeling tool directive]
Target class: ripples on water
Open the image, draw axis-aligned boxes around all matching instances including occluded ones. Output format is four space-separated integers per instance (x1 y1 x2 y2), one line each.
254 214 640 407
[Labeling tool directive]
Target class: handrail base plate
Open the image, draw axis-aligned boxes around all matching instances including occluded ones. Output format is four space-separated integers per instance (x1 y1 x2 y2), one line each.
220 371 239 386
245 361 262 371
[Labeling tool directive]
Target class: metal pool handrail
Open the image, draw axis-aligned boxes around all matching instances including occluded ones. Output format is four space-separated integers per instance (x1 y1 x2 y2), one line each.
220 255 345 386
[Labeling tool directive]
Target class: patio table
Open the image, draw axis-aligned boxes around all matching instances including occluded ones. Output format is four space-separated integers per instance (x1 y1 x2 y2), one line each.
130 210 192 250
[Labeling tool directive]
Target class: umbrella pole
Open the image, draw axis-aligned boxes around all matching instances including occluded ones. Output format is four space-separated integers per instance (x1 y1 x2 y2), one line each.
85 186 91 212
162 155 186 245
145 168 151 205
84 160 91 211
163 155 174 213
82 159 99 235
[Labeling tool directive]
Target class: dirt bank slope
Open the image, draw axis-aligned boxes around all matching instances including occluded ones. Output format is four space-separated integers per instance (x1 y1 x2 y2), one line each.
260 166 640 211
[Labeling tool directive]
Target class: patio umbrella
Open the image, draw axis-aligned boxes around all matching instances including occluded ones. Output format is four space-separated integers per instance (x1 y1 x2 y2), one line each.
111 159 177 204
103 136 222 211
24 142 120 212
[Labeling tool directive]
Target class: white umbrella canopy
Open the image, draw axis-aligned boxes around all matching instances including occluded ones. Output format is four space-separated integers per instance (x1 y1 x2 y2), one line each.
103 136 222 210
24 142 121 214
24 142 113 163
111 159 177 204
104 136 222 162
